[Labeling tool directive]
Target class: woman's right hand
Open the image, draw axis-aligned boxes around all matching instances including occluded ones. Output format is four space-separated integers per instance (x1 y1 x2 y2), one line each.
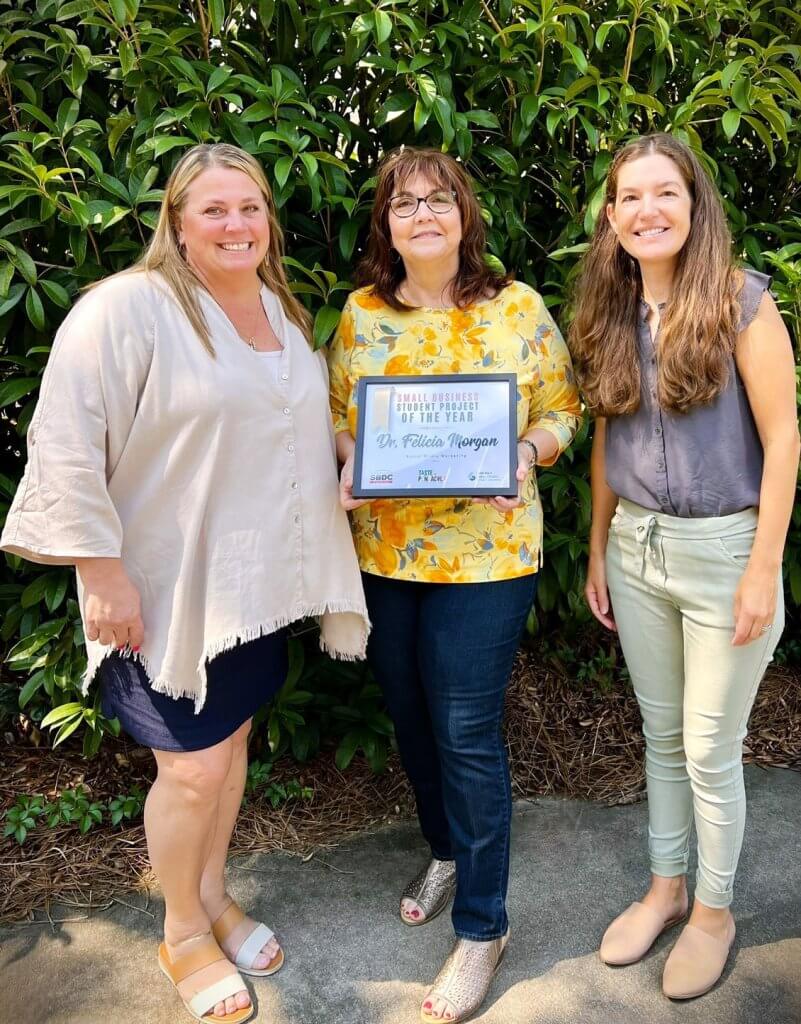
585 550 616 631
338 452 370 511
76 558 144 650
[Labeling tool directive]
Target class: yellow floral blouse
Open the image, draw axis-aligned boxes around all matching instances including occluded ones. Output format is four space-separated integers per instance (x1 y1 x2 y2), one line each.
328 281 581 583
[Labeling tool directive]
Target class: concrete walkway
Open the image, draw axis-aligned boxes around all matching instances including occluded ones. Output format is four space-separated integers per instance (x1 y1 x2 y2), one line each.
1 765 799 1024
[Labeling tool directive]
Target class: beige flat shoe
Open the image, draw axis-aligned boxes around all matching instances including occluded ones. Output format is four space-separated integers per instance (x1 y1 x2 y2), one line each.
400 858 456 926
662 917 736 999
420 933 508 1023
599 901 688 966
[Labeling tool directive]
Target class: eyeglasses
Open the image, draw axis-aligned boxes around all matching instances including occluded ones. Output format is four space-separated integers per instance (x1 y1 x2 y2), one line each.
388 190 457 218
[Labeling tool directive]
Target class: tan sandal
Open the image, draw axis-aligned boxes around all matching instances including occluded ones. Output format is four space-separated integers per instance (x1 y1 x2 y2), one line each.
212 900 284 978
158 933 253 1023
420 932 509 1024
401 858 456 927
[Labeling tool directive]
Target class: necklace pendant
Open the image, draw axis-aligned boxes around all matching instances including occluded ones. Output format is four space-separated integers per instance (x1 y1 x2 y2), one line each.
246 337 257 350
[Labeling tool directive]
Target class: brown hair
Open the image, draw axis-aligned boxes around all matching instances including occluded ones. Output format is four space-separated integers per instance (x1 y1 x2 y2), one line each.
126 143 311 355
357 147 511 311
568 133 740 416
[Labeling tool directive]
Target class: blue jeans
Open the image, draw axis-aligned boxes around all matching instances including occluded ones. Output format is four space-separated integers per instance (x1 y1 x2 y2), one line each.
361 570 538 940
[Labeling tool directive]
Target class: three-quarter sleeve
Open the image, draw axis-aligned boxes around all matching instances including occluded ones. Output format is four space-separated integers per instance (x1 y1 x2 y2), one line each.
327 299 356 435
1 277 154 565
525 294 582 466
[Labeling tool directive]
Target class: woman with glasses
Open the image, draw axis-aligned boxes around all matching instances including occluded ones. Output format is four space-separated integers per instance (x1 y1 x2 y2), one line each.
328 148 581 1023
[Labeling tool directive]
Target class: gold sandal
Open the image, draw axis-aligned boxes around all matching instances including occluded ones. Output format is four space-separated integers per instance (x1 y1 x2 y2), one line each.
400 858 456 926
211 900 284 978
420 932 509 1023
158 932 253 1023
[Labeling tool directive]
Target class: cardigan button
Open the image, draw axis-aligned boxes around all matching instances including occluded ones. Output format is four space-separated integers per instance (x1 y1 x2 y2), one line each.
281 373 289 381
291 481 298 489
283 407 290 415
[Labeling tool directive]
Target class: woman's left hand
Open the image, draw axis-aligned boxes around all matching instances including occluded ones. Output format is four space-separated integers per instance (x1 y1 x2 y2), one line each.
732 565 777 646
472 443 531 512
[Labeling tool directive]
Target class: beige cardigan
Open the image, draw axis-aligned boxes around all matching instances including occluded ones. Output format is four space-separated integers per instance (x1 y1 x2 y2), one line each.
1 272 369 710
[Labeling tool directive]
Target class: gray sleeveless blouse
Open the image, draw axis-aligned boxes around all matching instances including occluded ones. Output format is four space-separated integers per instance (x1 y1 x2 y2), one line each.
605 268 771 518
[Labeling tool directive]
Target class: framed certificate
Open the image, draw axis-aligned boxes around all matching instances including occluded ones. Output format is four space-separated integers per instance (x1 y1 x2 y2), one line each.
352 374 518 498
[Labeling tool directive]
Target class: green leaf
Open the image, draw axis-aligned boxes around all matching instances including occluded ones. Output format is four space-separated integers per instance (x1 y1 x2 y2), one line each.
208 0 226 34
481 146 518 176
139 136 197 158
722 109 741 140
40 279 71 308
0 377 40 408
110 0 128 24
0 262 13 298
465 110 500 129
274 156 293 190
10 247 37 286
40 699 84 728
563 42 588 74
25 288 46 330
721 58 748 92
374 10 392 45
8 619 66 662
18 670 47 709
334 730 360 771
732 77 751 113
56 98 80 137
207 66 231 95
313 304 341 349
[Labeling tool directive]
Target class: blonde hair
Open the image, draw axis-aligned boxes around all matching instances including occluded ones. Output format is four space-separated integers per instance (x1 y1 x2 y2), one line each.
569 134 740 415
130 143 311 355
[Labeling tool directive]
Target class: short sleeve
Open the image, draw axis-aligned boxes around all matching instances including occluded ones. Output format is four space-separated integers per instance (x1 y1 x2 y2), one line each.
0 275 155 565
523 290 582 465
327 298 356 435
737 268 772 333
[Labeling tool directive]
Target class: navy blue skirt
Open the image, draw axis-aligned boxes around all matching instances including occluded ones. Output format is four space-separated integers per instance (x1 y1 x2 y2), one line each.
98 631 288 752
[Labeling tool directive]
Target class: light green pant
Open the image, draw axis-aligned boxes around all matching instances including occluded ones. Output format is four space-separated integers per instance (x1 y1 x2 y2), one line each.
606 499 784 909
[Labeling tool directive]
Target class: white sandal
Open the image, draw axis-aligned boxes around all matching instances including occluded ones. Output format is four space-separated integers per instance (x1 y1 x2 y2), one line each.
211 901 284 977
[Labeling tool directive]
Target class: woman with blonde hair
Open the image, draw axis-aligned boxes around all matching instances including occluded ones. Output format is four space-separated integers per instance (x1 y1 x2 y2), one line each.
1 143 369 1022
329 147 580 1023
571 133 799 999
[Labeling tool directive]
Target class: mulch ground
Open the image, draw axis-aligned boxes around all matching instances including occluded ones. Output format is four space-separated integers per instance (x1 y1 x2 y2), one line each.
1 654 799 924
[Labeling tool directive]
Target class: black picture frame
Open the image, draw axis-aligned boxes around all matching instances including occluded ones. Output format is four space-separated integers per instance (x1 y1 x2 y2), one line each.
352 373 518 498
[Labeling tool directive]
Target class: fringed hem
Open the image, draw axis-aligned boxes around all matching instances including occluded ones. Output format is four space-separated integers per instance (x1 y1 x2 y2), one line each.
81 601 369 716
81 644 207 710
197 601 369 711
318 634 366 662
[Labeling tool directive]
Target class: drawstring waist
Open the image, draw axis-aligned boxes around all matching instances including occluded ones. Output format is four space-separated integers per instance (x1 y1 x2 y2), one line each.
616 499 758 579
617 499 758 540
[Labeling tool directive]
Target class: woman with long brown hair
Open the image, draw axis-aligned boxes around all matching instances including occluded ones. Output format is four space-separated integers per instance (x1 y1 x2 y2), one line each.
1 143 369 1022
328 147 580 1023
571 133 799 999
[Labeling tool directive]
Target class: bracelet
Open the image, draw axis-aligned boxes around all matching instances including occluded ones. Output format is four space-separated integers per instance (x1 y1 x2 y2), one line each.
520 439 538 469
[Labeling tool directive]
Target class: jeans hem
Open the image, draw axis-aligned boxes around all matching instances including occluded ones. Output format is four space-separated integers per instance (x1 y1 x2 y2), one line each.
453 928 509 941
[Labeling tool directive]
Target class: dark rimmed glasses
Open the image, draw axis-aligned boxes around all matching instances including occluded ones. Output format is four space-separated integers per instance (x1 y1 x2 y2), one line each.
388 190 457 218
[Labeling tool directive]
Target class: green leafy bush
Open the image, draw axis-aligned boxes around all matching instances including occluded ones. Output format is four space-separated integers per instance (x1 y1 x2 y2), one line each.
1 0 799 758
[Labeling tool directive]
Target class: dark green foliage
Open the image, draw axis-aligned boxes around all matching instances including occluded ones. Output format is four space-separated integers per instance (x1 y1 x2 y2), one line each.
1 0 799 758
